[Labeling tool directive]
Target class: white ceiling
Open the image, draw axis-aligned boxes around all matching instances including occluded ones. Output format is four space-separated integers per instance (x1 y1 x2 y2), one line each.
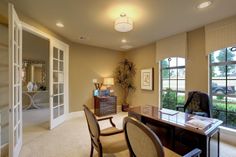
7 0 236 51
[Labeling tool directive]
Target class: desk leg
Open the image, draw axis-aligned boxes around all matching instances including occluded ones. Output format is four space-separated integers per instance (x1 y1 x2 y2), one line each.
171 127 175 150
208 136 211 157
207 129 220 157
217 130 220 157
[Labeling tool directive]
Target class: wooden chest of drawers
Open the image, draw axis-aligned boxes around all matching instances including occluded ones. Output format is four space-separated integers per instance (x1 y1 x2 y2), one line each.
94 96 117 117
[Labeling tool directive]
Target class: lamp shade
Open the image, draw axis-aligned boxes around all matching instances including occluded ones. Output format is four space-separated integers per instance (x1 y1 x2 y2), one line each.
103 77 114 86
114 14 133 32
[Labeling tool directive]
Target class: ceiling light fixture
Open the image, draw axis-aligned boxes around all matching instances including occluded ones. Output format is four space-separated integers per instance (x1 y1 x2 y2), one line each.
197 1 212 9
56 22 64 28
121 39 127 43
114 13 133 32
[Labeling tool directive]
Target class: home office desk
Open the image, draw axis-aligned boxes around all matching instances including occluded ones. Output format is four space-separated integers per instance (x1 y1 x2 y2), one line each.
128 105 223 157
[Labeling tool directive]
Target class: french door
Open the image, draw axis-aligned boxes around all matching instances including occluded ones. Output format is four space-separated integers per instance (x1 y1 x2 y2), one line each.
8 3 69 156
50 40 68 129
9 4 22 157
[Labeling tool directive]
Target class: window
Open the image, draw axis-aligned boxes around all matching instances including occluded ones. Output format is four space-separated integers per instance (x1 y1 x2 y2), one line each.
209 47 236 128
160 57 185 110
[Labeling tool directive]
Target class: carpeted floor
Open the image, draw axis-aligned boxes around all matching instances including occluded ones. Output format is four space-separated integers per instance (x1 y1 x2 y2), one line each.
21 111 129 157
20 110 236 157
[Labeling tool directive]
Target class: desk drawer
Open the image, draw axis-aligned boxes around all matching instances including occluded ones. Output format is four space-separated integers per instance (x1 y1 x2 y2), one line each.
94 96 117 116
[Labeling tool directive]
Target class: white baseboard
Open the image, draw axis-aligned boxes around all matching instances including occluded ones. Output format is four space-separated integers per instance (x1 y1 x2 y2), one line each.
66 111 84 120
66 106 122 120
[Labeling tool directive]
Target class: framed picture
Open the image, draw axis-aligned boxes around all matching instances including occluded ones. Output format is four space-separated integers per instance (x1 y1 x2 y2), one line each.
141 68 154 90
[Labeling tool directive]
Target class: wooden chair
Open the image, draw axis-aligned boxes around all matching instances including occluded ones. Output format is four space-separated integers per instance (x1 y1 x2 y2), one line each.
83 105 127 157
123 117 202 157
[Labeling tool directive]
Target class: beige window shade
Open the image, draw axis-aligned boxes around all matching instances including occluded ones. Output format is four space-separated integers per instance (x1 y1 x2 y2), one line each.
156 32 187 62
205 15 236 55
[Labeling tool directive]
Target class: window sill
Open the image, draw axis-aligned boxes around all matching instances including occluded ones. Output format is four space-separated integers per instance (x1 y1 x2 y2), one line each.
220 126 236 145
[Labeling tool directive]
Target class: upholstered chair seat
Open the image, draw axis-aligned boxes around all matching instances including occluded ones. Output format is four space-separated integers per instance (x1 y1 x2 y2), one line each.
100 126 121 134
100 132 127 153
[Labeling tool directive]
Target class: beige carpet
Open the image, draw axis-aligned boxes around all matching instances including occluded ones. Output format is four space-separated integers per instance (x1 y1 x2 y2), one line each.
20 111 236 157
23 107 50 127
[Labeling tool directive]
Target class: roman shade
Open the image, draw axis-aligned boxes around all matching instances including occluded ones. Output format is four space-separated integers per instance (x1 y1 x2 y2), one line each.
156 32 187 63
205 15 236 55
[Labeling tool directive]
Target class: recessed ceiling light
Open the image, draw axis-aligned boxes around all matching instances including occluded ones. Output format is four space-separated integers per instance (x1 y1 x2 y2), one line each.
121 39 127 43
79 36 87 40
197 1 212 9
56 22 64 28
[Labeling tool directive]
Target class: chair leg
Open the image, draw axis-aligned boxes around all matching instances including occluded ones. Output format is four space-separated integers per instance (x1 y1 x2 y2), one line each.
98 151 103 157
129 151 133 157
90 143 94 157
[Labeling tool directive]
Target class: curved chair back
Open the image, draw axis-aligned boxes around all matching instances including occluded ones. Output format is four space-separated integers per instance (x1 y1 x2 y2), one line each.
123 117 164 157
83 105 101 148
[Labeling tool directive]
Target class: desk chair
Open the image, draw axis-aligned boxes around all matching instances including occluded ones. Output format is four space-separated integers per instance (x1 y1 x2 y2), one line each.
176 91 212 150
83 105 127 157
124 117 202 157
176 91 212 118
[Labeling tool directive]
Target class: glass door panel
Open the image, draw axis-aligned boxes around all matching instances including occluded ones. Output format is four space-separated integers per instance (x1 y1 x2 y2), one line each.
50 41 67 129
9 3 23 157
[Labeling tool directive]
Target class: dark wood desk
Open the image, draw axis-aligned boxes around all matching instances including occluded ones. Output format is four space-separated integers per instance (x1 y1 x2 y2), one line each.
128 105 223 157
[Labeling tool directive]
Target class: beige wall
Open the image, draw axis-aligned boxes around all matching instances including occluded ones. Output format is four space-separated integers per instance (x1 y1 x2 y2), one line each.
125 43 159 107
186 28 208 93
124 28 209 107
69 43 124 111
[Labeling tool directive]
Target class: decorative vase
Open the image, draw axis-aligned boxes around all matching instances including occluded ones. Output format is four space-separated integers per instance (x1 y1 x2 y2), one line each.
27 82 33 92
33 83 38 91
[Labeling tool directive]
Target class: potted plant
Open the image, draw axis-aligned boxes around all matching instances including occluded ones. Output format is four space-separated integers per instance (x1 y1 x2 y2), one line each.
114 59 136 111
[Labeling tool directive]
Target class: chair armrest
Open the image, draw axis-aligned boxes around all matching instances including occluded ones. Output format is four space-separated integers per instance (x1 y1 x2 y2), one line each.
176 105 184 111
97 116 116 127
100 129 123 136
183 148 202 157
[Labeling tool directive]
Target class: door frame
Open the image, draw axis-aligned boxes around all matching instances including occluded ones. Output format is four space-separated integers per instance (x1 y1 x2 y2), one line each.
8 4 23 157
21 22 70 124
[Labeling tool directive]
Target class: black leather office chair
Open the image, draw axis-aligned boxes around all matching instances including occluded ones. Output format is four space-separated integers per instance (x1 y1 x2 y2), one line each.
176 91 212 118
176 91 212 151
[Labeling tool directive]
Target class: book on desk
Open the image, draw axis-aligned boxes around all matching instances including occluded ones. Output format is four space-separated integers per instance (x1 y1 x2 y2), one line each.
185 117 212 130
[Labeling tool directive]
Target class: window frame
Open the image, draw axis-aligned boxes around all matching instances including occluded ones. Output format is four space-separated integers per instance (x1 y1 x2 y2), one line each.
160 57 186 110
209 47 236 128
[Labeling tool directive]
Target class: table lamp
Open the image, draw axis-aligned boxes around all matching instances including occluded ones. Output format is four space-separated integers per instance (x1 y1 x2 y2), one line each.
103 77 114 95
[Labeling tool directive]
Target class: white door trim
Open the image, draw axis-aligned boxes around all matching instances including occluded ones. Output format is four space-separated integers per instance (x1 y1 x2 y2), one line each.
8 3 22 157
21 21 69 117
